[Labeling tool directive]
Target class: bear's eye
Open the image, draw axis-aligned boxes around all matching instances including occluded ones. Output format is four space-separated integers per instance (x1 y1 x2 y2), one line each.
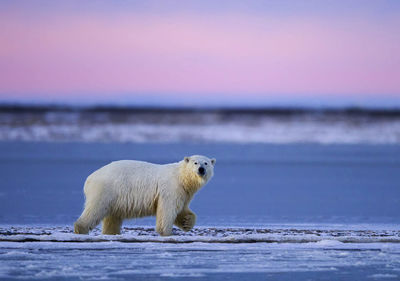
194 162 198 165
204 162 208 165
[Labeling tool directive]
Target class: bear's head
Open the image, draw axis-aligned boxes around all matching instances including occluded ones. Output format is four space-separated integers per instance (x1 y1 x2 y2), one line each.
179 155 216 193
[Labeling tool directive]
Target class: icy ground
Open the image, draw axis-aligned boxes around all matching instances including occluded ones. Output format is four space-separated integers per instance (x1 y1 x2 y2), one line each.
1 226 400 244
1 226 400 280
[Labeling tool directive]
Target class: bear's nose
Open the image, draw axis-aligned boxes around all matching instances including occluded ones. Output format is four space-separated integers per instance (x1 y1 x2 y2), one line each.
198 167 205 175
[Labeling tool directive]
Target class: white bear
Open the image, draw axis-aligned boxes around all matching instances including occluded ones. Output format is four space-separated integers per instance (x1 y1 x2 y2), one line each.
74 155 215 236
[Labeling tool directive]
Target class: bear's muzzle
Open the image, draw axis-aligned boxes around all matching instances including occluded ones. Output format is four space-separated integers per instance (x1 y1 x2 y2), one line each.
198 166 206 176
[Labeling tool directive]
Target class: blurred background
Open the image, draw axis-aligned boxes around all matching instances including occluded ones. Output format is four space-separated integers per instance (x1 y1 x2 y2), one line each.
0 0 399 227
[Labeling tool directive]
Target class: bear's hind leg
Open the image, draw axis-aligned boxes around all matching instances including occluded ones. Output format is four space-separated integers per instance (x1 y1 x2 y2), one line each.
74 200 109 234
74 220 89 234
102 216 123 235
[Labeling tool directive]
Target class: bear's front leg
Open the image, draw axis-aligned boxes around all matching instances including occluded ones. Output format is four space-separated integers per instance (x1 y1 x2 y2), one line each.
174 209 196 232
155 198 178 236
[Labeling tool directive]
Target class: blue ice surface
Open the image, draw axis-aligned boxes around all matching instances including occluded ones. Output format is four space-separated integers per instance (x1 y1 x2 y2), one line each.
1 240 400 281
0 141 399 226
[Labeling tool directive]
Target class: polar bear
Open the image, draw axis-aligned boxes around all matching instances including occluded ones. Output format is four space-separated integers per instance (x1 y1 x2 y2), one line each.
74 155 215 236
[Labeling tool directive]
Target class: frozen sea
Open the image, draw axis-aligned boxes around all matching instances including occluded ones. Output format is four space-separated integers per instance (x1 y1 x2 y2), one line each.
0 141 400 280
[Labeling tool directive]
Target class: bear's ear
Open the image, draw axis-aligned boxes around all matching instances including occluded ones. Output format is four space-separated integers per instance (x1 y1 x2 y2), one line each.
211 158 216 166
184 156 190 163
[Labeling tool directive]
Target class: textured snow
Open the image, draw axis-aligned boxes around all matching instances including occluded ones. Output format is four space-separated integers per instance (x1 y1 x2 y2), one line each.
1 226 400 280
1 226 400 244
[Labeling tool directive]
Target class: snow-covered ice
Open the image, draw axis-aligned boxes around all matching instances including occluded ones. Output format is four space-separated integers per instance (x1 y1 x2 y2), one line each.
1 226 400 244
1 226 400 280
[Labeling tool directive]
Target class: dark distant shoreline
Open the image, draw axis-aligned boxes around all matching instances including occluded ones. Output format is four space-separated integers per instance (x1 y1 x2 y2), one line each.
1 103 400 143
1 103 400 117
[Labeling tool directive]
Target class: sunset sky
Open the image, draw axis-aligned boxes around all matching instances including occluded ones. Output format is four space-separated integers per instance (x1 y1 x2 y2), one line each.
0 0 399 106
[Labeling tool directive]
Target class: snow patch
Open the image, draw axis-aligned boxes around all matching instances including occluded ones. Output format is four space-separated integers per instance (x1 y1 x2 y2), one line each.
369 274 398 279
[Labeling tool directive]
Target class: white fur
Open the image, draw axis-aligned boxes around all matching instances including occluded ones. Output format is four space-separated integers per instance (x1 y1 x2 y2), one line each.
74 155 215 236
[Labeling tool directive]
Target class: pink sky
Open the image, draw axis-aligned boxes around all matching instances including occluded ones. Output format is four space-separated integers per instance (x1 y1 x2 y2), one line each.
0 1 399 105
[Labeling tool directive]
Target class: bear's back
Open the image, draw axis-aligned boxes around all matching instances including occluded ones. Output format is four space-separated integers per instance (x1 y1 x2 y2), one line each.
85 160 179 192
89 160 159 184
